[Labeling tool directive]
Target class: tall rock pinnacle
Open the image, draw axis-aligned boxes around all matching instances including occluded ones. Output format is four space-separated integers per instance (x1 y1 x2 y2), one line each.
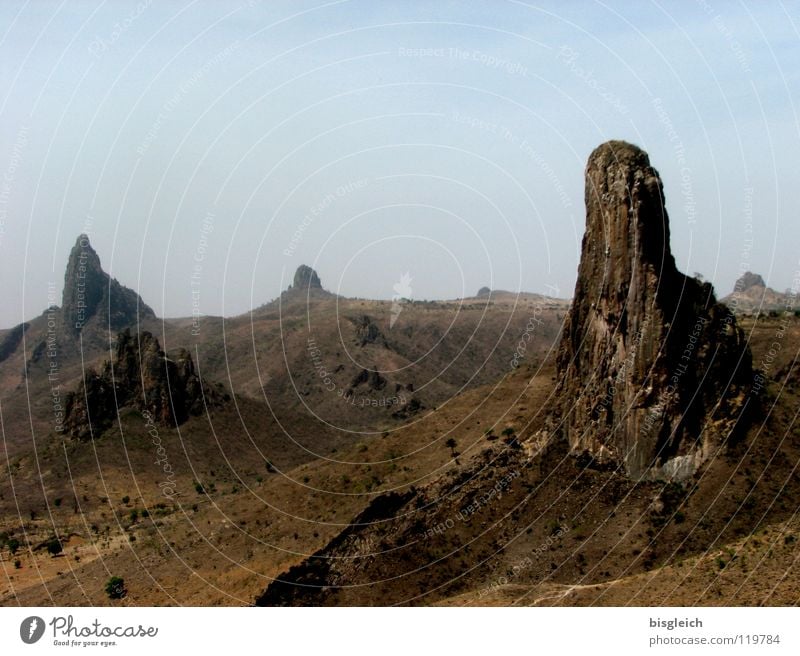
61 234 154 334
556 141 751 480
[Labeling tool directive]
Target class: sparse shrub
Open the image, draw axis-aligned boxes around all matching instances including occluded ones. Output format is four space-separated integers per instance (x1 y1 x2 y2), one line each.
129 509 139 523
54 497 62 507
7 538 20 555
194 482 205 494
105 576 126 599
121 496 130 505
13 559 21 569
501 427 515 436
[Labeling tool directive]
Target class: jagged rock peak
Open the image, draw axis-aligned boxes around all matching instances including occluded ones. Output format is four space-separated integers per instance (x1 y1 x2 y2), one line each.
61 234 155 334
62 234 105 331
292 265 322 291
63 329 211 439
554 140 752 480
734 271 766 292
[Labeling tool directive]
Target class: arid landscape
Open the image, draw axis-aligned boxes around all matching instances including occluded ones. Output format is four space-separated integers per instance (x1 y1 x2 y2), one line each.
1 141 798 607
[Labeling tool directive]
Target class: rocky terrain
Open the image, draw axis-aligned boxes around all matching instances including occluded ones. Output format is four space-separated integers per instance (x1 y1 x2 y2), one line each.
62 330 222 440
1 142 799 608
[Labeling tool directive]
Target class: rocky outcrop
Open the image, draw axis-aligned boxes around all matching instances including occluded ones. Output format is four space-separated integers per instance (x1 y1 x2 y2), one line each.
722 271 798 314
291 265 322 291
351 314 387 347
63 330 212 439
554 141 752 480
735 272 766 291
61 234 154 335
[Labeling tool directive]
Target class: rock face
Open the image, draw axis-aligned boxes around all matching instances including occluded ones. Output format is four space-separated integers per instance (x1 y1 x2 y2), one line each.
292 265 322 291
735 272 766 291
61 234 154 335
555 141 752 480
63 330 206 439
0 322 29 364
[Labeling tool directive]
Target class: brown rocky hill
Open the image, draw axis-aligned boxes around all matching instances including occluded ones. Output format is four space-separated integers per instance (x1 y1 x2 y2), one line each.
163 267 568 435
3 309 797 606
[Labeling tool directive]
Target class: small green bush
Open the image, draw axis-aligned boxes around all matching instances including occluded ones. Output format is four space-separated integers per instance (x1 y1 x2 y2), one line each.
105 576 126 600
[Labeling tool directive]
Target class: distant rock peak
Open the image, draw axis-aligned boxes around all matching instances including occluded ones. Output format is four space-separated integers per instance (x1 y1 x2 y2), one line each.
734 271 766 292
61 234 154 334
62 234 105 332
292 265 322 291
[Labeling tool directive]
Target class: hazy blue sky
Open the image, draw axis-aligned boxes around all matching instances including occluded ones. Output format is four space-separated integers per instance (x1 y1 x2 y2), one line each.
1 0 798 326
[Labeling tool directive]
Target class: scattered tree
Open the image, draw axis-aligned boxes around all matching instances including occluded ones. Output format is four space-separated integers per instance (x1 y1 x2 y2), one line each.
46 538 63 557
121 496 130 505
445 438 458 457
105 576 127 600
7 538 20 555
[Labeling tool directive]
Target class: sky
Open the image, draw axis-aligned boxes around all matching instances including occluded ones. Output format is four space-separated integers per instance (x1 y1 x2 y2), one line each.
1 0 799 327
